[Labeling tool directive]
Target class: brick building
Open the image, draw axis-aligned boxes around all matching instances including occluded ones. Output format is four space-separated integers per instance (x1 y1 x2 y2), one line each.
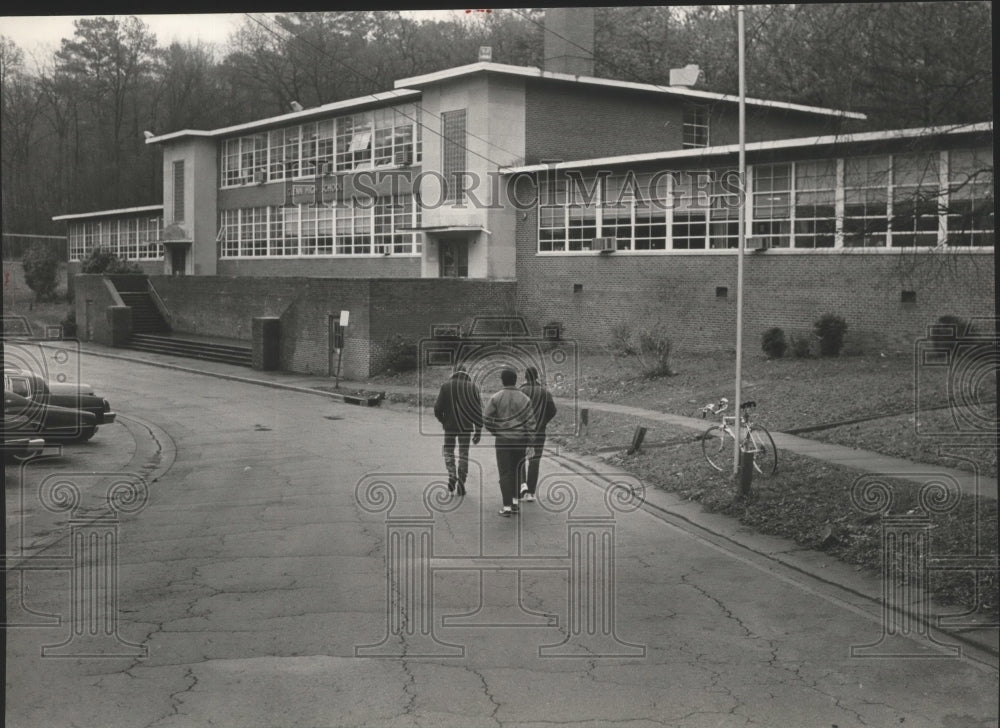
53 9 993 370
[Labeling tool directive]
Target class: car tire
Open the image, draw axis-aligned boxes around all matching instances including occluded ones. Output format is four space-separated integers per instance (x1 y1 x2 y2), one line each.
72 426 97 443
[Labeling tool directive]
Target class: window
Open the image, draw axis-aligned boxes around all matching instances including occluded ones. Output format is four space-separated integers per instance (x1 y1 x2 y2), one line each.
672 171 710 249
709 169 740 249
793 160 836 248
336 199 372 254
947 147 993 246
337 112 373 172
173 160 185 223
843 155 889 247
891 152 939 247
441 109 467 202
683 104 709 148
751 164 791 248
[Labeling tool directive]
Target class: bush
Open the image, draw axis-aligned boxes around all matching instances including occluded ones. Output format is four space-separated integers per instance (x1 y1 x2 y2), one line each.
761 327 788 358
22 246 60 302
634 323 674 378
608 321 637 356
61 308 78 338
814 313 848 356
383 334 417 373
80 247 144 275
930 315 969 348
789 332 814 358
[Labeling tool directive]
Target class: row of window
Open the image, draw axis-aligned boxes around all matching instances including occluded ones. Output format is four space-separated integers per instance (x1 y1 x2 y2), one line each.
68 217 164 261
221 104 423 187
218 195 423 258
537 148 993 252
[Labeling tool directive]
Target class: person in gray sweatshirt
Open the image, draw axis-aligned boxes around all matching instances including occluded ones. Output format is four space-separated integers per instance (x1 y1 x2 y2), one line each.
483 368 536 516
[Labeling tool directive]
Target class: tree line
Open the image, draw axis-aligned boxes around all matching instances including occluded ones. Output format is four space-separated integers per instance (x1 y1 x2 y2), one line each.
1 4 991 237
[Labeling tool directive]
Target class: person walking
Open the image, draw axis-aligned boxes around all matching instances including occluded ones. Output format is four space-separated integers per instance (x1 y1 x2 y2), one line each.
483 368 536 516
518 365 557 503
433 365 482 496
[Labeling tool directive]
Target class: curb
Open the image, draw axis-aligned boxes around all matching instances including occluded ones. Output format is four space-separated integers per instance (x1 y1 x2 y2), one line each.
551 446 1000 667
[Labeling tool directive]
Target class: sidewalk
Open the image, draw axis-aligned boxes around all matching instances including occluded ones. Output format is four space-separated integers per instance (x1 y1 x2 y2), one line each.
71 341 997 501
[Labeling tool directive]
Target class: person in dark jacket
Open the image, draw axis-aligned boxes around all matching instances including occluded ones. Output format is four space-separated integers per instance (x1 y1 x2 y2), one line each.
518 365 557 502
434 365 483 495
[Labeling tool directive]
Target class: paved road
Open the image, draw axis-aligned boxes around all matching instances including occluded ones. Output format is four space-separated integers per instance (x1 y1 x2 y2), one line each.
5 354 998 727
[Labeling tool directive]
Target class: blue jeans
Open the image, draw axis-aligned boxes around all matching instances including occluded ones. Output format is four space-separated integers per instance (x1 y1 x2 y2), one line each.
442 431 472 488
494 437 527 507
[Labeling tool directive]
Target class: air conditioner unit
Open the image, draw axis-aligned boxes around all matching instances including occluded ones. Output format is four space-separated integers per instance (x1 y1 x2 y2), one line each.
593 236 617 254
253 169 265 185
394 149 412 167
745 237 769 252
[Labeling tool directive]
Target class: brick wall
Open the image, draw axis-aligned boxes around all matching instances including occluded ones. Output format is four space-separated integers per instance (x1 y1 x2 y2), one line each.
73 274 123 346
143 275 517 379
524 81 853 165
368 279 518 372
514 204 995 354
217 257 421 278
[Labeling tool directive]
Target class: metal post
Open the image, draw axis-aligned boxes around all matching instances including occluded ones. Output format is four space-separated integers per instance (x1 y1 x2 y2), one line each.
733 5 747 476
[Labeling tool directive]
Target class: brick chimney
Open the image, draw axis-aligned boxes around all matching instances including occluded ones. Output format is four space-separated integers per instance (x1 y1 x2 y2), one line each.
543 7 595 77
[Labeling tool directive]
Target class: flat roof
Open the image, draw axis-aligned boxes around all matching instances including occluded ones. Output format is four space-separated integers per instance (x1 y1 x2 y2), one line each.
395 62 867 120
501 122 994 174
144 89 422 145
52 205 164 222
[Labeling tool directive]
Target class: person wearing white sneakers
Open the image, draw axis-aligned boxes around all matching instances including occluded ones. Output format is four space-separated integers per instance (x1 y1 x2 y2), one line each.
518 365 557 503
483 368 536 516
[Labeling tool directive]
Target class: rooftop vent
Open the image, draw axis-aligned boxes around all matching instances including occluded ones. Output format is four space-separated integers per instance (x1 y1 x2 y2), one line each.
669 64 703 87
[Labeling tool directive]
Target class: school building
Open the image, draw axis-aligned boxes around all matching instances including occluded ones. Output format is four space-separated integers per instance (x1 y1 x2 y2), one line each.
55 9 994 375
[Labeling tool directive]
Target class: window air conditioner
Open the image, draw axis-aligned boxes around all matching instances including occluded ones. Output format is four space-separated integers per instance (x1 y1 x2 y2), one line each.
394 149 413 167
254 169 265 185
593 236 617 254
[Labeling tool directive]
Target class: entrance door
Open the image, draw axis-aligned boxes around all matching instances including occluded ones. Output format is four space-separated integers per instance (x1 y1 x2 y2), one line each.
170 246 187 275
438 240 468 278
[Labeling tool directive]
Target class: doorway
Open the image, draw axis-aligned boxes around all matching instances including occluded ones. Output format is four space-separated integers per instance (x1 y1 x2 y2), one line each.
170 246 187 275
438 240 468 278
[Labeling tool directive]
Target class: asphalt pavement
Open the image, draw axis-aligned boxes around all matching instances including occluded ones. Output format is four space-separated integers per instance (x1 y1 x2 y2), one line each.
56 340 999 663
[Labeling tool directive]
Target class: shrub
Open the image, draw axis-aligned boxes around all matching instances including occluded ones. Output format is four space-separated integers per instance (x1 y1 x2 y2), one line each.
761 327 788 358
80 247 144 275
634 323 674 378
814 313 848 356
789 332 814 358
608 321 637 356
61 308 78 338
383 334 417 373
22 246 60 302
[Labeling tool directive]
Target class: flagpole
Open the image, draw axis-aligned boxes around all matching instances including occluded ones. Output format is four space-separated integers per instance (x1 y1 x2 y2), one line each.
733 4 747 478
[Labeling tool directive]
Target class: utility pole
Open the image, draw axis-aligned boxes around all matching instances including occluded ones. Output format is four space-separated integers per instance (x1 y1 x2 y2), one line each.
734 4 747 481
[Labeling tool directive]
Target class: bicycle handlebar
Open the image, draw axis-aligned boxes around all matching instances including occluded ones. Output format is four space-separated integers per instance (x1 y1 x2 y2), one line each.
700 397 757 418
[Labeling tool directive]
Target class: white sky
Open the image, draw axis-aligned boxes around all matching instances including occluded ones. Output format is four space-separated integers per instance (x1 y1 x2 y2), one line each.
0 11 470 67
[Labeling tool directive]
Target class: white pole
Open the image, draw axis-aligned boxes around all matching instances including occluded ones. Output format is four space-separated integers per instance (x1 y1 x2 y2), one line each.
733 5 746 476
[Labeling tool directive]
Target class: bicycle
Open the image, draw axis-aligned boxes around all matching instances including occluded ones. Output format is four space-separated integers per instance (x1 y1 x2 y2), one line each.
699 397 778 476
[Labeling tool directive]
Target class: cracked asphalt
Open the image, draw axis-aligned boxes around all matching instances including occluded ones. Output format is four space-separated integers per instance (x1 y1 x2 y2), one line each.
5 353 998 727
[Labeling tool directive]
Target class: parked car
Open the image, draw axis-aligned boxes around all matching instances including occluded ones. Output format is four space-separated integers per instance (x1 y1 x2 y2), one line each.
2 435 46 461
3 390 99 443
3 369 114 425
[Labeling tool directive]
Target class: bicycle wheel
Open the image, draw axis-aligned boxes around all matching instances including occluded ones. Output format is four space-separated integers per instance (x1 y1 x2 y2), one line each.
748 426 778 476
702 426 735 472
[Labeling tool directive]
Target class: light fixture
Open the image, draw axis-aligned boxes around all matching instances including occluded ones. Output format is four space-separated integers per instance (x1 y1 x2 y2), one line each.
290 101 304 112
143 131 154 139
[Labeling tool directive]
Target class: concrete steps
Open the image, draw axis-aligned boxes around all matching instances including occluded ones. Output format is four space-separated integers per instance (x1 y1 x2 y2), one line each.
124 334 253 367
118 291 170 334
